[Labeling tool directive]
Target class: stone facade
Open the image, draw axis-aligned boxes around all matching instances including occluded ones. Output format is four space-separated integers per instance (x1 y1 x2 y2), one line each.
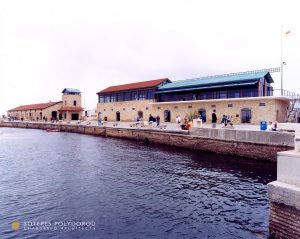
96 96 290 124
8 89 83 121
8 102 62 121
60 93 82 121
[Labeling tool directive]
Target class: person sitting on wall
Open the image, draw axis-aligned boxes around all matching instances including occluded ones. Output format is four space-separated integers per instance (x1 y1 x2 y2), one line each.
267 122 273 131
181 118 191 130
268 121 278 131
178 115 182 125
148 114 154 124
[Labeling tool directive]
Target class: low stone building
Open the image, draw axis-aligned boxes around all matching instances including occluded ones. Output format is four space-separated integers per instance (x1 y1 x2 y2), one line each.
96 70 290 124
8 88 83 121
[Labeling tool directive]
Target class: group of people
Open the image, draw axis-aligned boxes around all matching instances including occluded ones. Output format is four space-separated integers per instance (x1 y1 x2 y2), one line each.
221 114 234 128
268 121 278 131
211 110 235 128
175 115 191 130
148 114 160 127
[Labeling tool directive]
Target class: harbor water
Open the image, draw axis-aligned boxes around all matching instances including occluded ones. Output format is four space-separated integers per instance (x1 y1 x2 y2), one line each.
0 128 276 239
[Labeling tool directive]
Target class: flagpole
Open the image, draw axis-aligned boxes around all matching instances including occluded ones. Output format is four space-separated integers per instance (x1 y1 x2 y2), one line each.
281 25 283 96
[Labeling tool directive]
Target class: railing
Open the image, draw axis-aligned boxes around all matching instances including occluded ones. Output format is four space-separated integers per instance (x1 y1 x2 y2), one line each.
273 89 300 99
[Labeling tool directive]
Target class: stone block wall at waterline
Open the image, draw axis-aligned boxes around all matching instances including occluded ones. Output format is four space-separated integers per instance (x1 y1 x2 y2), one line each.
0 121 294 162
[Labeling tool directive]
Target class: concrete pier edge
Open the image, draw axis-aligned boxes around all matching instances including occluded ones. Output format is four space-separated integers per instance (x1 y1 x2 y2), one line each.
268 150 300 239
0 121 294 162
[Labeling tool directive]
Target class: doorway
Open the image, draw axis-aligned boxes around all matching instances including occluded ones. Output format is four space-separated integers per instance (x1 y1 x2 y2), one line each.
116 111 120 121
137 111 143 120
51 111 57 120
198 109 206 123
71 113 79 120
164 110 171 122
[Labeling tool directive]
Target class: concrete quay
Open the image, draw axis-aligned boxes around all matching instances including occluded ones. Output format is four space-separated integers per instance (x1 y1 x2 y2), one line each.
268 150 300 239
0 121 294 162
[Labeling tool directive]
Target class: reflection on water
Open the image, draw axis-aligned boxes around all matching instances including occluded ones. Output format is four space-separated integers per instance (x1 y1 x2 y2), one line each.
0 128 276 239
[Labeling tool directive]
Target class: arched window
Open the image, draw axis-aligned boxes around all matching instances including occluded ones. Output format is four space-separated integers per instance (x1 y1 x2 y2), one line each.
164 110 171 122
198 109 206 123
241 108 251 123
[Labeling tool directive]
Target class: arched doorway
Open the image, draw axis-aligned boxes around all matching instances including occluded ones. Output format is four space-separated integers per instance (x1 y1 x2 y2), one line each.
241 108 251 123
39 112 42 121
98 112 102 122
137 111 143 120
51 111 57 120
164 110 171 122
116 111 120 121
198 109 206 123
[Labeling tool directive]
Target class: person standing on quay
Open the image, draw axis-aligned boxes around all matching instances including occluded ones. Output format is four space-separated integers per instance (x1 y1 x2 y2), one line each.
156 115 160 127
212 109 217 128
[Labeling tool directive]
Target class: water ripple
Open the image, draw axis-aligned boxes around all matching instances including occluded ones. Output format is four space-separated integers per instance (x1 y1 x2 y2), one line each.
0 128 276 239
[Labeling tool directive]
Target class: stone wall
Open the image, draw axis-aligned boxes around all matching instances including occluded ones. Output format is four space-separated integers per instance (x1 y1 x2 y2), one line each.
96 96 290 124
269 202 300 239
62 94 82 108
0 121 294 162
8 102 62 121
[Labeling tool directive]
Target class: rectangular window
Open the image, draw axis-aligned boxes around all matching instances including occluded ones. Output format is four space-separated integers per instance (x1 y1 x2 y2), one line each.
110 94 116 102
147 90 154 99
104 95 110 103
131 91 138 101
259 103 266 106
219 91 227 99
188 106 192 109
99 95 104 103
228 90 240 98
73 100 77 106
228 104 233 107
124 92 131 101
138 90 146 100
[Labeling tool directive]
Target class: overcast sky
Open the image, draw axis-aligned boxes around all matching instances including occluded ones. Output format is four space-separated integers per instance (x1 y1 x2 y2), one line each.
0 0 299 115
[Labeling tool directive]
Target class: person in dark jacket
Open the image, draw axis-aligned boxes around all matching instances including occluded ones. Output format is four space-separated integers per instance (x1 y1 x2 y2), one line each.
156 115 160 127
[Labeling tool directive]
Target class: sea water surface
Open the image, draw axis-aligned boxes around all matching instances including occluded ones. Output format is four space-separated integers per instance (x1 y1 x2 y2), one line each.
0 128 276 239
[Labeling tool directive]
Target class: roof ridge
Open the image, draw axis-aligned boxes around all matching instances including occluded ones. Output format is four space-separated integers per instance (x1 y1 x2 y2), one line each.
175 67 279 83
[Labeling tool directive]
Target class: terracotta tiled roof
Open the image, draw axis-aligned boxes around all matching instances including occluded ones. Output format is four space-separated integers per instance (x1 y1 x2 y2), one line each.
58 107 84 111
97 78 170 94
8 101 62 112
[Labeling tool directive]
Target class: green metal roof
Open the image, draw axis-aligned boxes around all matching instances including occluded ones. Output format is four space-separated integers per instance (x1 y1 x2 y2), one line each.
157 71 273 91
156 81 257 94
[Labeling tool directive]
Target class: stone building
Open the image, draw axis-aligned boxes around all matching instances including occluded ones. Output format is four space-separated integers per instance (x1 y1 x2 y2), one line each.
96 70 290 124
8 88 83 121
